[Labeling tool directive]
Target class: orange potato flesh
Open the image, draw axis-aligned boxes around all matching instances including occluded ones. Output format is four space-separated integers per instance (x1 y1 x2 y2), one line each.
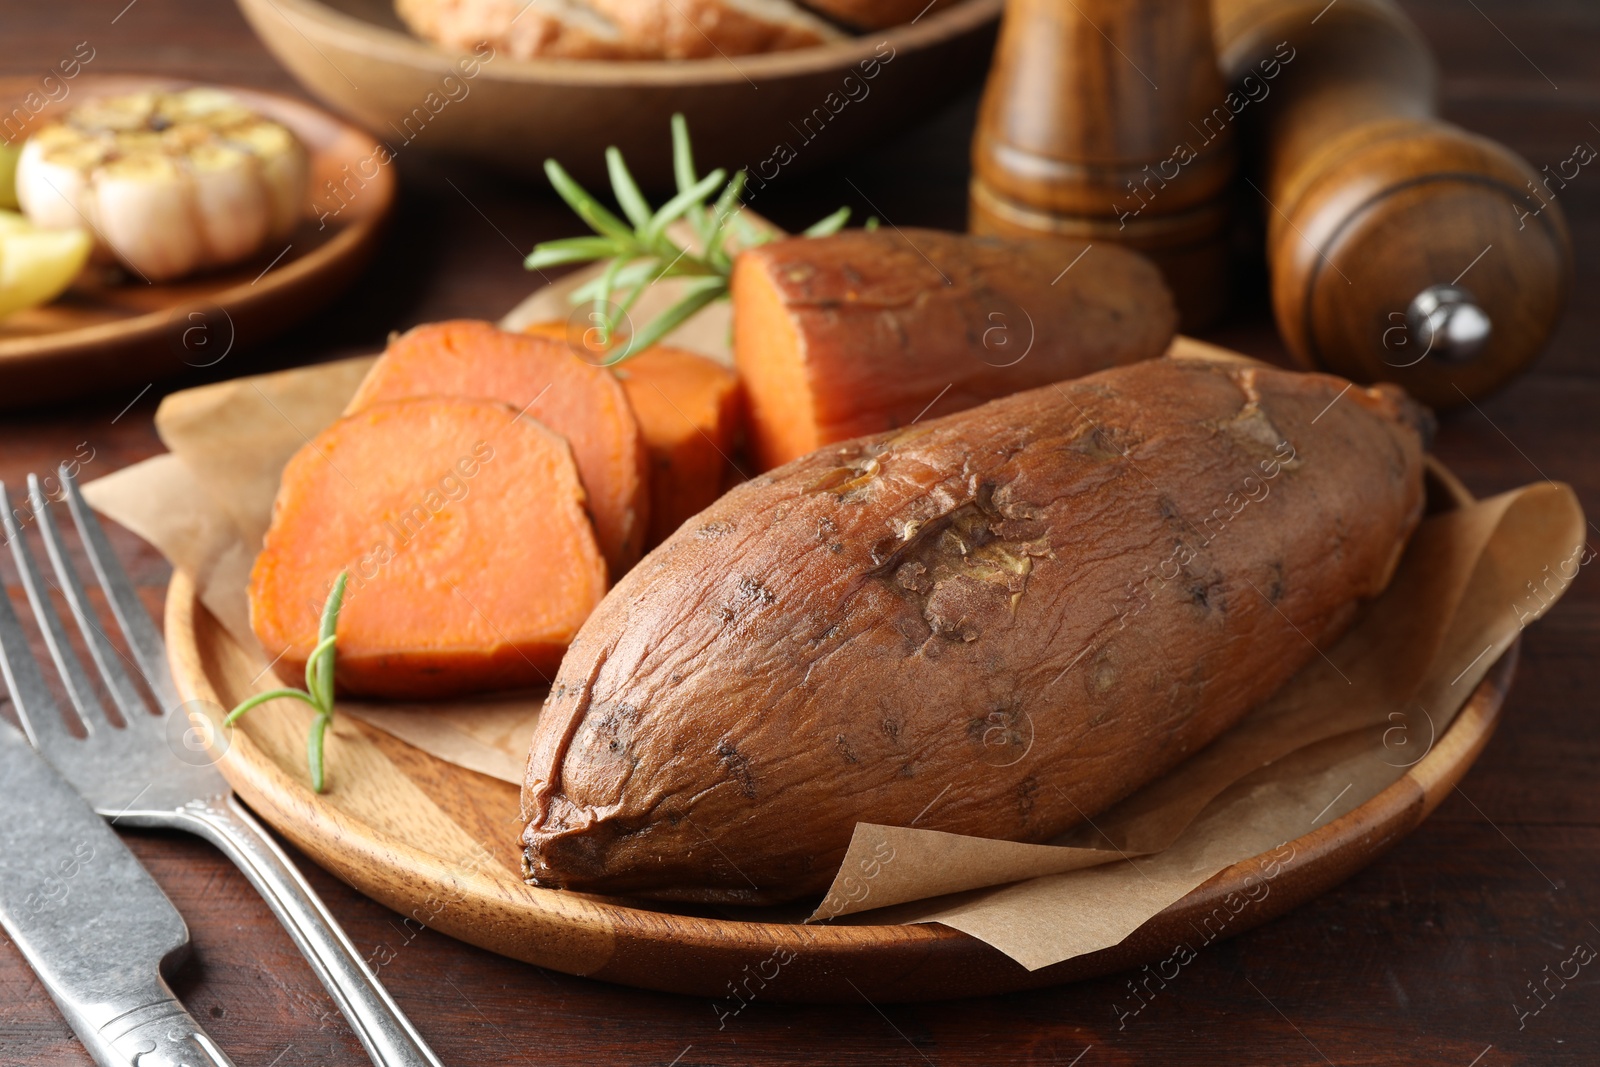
725 262 820 469
248 396 608 700
524 322 745 546
346 320 649 575
730 229 1178 470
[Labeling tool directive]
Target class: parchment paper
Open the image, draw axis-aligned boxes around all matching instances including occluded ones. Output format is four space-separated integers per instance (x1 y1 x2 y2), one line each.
80 291 1587 970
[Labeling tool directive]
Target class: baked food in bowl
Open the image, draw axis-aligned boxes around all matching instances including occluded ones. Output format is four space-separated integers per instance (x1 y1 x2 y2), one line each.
233 0 1002 185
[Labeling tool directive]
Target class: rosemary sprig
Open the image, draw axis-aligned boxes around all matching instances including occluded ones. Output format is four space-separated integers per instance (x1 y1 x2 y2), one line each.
525 114 852 364
225 571 347 793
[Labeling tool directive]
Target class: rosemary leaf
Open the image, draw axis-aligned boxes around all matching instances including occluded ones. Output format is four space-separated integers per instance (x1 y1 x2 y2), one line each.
731 209 765 250
225 571 347 793
703 171 749 266
308 713 332 794
313 573 347 711
527 115 853 365
304 632 337 706
622 276 727 357
543 159 632 241
606 147 653 230
611 257 674 329
643 168 727 246
570 260 661 301
224 687 319 725
804 206 852 238
671 113 698 197
594 254 629 345
525 236 622 270
670 114 711 247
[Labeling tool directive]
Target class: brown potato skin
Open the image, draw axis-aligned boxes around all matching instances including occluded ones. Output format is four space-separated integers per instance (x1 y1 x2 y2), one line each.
731 228 1177 469
521 359 1427 904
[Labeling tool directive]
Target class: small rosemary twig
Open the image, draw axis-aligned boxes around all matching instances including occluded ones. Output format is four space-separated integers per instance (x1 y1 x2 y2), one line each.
526 114 852 364
226 571 347 793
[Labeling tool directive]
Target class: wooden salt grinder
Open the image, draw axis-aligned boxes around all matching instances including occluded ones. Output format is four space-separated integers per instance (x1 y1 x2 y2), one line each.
969 0 1237 329
1213 0 1573 407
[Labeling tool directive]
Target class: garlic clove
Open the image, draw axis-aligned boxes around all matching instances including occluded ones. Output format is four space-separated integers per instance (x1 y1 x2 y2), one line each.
227 120 308 239
161 87 256 130
15 128 102 235
70 90 158 133
186 141 270 267
92 152 205 282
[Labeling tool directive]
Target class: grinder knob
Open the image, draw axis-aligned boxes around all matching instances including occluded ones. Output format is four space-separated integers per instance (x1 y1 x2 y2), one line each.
1404 284 1491 365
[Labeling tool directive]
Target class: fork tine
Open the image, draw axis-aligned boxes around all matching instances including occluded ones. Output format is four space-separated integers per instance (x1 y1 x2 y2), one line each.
61 467 181 711
0 480 113 735
0 517 73 751
29 475 155 728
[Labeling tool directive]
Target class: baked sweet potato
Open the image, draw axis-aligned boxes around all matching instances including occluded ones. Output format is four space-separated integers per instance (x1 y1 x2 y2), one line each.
520 358 1428 903
524 323 745 546
347 320 649 575
249 397 608 700
730 228 1176 469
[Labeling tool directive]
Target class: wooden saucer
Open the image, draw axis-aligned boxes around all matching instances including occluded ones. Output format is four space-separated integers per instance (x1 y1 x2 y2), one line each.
164 461 1512 1002
0 76 393 408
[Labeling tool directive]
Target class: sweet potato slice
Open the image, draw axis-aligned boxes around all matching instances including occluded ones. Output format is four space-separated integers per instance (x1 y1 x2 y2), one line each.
730 228 1177 469
525 322 745 546
521 359 1428 902
347 320 649 575
616 347 745 542
249 397 607 700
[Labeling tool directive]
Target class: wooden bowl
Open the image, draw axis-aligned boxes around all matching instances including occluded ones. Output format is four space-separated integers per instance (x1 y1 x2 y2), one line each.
164 462 1514 1002
232 0 1003 187
0 76 394 409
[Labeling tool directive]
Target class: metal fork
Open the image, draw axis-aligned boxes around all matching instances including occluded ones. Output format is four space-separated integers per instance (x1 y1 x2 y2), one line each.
0 469 444 1067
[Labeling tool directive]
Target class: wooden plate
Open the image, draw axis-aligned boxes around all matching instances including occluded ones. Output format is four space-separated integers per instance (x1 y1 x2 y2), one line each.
164 461 1514 1002
0 76 393 408
233 0 1003 187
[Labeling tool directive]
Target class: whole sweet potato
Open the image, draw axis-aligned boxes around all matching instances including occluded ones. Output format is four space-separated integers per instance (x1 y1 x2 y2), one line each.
520 358 1428 903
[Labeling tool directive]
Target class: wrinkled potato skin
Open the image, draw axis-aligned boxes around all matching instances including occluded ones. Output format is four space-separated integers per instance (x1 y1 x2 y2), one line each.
521 359 1428 903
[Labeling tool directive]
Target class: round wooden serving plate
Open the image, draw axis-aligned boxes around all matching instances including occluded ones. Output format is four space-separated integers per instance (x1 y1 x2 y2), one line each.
164 462 1514 1002
0 76 394 408
233 0 1003 187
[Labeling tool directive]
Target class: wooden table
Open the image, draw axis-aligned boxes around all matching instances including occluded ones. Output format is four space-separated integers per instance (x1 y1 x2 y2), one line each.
2 1 1596 1063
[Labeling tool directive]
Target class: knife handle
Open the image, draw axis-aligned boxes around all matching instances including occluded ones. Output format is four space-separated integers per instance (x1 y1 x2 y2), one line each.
173 795 445 1067
70 987 236 1067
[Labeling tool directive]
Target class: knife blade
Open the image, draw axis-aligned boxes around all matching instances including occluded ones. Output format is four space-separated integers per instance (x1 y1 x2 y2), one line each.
0 717 234 1067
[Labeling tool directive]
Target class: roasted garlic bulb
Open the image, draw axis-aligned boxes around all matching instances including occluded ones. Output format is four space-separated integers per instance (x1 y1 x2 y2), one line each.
16 88 308 282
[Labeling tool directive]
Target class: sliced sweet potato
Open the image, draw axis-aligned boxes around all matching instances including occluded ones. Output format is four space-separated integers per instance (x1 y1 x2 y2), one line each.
617 347 746 542
347 320 649 575
730 228 1177 469
525 322 745 546
249 396 608 700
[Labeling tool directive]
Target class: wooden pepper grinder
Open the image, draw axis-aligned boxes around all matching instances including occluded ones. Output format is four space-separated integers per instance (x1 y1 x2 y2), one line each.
969 0 1237 329
1213 0 1573 407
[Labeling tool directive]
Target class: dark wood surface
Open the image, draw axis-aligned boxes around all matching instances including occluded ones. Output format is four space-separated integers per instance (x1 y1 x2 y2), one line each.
2 0 1596 1063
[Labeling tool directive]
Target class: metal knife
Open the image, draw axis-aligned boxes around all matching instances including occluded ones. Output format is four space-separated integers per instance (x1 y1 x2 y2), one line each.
0 716 233 1067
